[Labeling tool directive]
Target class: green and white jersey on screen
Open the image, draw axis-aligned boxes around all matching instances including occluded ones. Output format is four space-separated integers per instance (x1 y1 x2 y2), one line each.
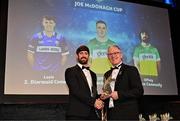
133 44 160 76
87 38 115 74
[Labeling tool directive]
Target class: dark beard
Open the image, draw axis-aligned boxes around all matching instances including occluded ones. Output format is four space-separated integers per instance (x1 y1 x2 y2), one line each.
78 57 88 64
142 37 150 43
144 40 149 44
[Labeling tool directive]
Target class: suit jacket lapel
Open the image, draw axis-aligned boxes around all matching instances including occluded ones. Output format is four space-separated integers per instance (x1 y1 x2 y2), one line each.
118 63 124 76
75 65 92 95
115 63 124 86
90 71 95 87
90 71 97 97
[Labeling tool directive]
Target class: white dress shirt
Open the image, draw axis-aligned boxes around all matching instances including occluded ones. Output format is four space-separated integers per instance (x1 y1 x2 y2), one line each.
109 63 122 108
78 63 93 96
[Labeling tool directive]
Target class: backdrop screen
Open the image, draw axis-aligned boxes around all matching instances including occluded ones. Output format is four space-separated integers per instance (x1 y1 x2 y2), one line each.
5 0 177 95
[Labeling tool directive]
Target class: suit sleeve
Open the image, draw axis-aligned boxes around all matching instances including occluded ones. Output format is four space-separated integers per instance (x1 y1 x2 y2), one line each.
65 68 96 106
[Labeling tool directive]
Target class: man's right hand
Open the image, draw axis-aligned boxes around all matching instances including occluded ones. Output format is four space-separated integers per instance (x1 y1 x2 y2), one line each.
94 98 104 110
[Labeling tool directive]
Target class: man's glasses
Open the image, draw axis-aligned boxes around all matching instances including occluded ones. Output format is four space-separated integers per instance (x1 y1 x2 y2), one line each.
107 52 120 56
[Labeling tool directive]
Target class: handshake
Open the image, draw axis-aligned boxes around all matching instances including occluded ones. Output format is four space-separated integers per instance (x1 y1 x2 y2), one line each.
94 92 111 110
94 92 110 110
94 98 104 110
94 91 119 110
94 76 118 110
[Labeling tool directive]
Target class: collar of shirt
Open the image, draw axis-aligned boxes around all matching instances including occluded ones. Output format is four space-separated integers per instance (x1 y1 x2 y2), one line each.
141 42 151 47
111 62 122 79
77 63 89 70
112 62 122 69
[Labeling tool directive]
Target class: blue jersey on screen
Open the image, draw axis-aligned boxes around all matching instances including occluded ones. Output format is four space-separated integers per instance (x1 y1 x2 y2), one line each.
28 31 69 73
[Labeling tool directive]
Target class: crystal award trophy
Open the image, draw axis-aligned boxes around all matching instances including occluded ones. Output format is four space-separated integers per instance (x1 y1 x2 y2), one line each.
101 75 113 121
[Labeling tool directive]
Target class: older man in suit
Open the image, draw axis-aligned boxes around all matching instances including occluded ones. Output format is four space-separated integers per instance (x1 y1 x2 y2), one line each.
65 45 103 120
101 45 144 120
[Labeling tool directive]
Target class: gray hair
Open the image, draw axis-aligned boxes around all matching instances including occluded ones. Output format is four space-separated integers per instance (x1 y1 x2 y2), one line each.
108 45 121 52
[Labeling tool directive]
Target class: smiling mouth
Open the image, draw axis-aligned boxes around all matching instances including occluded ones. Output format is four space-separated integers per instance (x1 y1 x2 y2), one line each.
81 57 87 60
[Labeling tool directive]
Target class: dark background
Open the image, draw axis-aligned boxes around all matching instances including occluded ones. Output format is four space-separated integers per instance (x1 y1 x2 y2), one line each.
0 0 180 120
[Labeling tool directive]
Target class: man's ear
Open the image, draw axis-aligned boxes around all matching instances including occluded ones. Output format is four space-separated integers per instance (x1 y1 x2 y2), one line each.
75 54 78 59
121 53 123 60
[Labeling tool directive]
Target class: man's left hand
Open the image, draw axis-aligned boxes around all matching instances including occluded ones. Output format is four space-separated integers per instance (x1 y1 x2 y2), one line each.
111 91 119 100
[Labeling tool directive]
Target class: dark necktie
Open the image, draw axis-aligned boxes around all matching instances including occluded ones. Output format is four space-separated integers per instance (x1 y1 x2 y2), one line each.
82 66 90 70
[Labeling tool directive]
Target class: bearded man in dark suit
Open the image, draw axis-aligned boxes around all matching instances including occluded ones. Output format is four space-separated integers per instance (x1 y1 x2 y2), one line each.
65 45 103 120
100 45 144 120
